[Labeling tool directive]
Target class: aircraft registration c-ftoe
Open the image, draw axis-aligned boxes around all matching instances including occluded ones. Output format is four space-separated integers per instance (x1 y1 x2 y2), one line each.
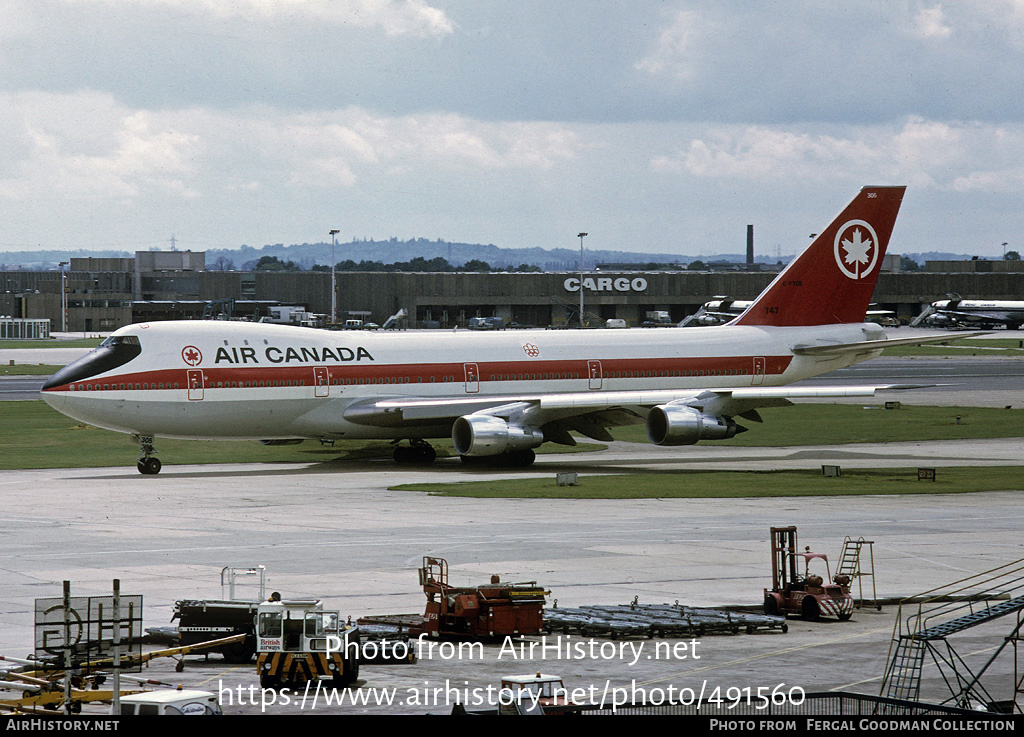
42 186 966 475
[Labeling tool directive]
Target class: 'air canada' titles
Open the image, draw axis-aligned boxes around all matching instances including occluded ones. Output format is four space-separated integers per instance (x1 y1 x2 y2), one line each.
214 345 375 365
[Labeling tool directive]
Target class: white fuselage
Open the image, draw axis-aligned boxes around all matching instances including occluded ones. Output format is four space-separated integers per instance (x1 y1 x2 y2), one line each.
41 320 885 441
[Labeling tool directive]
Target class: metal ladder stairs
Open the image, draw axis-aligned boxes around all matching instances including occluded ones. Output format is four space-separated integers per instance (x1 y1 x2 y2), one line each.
915 594 1024 641
880 558 1024 711
883 637 926 702
837 536 878 610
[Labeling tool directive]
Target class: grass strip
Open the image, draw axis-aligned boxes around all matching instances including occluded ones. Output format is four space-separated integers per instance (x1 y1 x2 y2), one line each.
882 337 1024 357
0 365 64 376
0 339 103 349
391 466 1024 499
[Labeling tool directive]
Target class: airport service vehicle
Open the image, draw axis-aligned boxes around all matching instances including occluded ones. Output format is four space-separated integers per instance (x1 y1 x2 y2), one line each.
172 566 267 664
115 689 222 716
41 186 977 475
413 556 548 638
468 316 505 330
910 295 1024 330
255 598 359 689
764 526 853 621
496 674 571 715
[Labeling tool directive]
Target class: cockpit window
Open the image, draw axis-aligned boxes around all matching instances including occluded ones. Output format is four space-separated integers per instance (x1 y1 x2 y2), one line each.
43 334 143 390
100 335 141 347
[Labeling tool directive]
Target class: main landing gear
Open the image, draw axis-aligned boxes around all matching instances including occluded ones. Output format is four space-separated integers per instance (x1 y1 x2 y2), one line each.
134 434 161 475
392 439 437 465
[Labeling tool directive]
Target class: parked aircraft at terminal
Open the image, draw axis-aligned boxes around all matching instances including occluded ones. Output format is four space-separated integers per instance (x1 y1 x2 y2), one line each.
681 298 897 327
910 296 1024 330
42 186 972 474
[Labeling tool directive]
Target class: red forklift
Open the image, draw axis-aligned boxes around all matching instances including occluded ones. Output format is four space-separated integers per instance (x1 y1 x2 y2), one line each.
764 526 853 621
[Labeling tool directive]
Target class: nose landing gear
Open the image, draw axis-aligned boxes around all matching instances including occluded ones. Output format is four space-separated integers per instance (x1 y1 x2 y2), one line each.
133 434 161 475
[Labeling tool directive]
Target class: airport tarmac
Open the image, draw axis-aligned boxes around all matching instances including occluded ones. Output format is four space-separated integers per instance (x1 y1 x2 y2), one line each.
0 440 1022 714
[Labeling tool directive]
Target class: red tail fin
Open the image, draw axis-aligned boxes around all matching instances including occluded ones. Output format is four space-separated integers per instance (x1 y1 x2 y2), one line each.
733 186 906 327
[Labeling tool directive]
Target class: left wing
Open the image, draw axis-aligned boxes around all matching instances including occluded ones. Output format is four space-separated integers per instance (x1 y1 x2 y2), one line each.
344 383 924 446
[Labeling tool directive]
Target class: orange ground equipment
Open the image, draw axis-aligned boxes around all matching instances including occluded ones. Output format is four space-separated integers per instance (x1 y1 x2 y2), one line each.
764 526 853 621
413 557 549 638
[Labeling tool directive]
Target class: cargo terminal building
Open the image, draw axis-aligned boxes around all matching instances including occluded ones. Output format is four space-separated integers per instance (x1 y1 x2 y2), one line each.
2 252 1023 332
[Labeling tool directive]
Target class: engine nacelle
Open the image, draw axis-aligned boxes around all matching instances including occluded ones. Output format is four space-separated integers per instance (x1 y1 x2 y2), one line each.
452 415 544 457
646 405 738 446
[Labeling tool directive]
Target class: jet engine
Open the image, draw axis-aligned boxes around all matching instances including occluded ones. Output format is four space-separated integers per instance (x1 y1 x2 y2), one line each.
452 415 544 457
646 405 738 446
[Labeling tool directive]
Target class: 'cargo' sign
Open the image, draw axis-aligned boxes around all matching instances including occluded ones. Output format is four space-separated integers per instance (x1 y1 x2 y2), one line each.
563 276 648 293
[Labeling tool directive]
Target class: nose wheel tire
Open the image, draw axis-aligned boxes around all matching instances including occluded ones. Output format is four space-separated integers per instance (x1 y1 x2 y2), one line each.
138 457 162 475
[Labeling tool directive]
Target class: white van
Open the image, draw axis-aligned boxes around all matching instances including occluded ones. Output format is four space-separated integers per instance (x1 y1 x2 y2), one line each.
115 689 222 715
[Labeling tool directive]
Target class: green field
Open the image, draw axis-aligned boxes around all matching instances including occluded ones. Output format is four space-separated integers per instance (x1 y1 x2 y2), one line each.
881 337 1024 357
392 466 1024 499
0 338 103 349
0 401 1020 472
0 364 63 376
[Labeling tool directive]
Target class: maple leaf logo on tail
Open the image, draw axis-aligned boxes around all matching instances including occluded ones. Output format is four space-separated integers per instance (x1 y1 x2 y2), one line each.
833 219 879 280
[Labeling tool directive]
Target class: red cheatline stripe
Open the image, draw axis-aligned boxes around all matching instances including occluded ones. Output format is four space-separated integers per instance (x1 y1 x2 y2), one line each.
46 355 793 392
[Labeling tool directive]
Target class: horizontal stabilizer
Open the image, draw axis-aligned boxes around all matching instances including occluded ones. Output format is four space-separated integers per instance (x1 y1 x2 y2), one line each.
792 331 988 356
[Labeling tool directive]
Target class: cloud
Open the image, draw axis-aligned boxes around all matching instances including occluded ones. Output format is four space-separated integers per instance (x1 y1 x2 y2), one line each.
61 0 454 36
911 6 952 39
0 91 199 202
650 117 1024 195
653 126 881 182
1 4 1024 255
634 9 701 80
0 91 584 207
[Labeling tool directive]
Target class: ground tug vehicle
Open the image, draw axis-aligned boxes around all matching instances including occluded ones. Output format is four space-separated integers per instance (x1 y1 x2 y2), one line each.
414 556 549 638
172 566 266 664
255 599 360 688
763 526 853 621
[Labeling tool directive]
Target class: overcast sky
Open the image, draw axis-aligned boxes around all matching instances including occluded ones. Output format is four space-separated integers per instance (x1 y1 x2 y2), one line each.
2 0 1023 260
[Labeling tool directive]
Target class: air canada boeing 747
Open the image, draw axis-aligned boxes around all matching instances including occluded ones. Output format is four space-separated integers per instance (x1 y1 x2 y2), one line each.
41 186 970 474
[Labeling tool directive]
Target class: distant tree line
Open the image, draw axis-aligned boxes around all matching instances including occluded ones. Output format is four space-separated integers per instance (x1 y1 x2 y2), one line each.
302 256 541 273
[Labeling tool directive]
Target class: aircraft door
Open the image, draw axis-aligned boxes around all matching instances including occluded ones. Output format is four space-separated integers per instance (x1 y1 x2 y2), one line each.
588 359 603 390
752 357 765 386
464 363 480 394
187 369 204 401
313 366 330 397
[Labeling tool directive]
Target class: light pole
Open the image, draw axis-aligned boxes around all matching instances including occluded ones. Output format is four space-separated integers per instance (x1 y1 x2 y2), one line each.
59 261 68 333
577 232 587 328
329 230 339 325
